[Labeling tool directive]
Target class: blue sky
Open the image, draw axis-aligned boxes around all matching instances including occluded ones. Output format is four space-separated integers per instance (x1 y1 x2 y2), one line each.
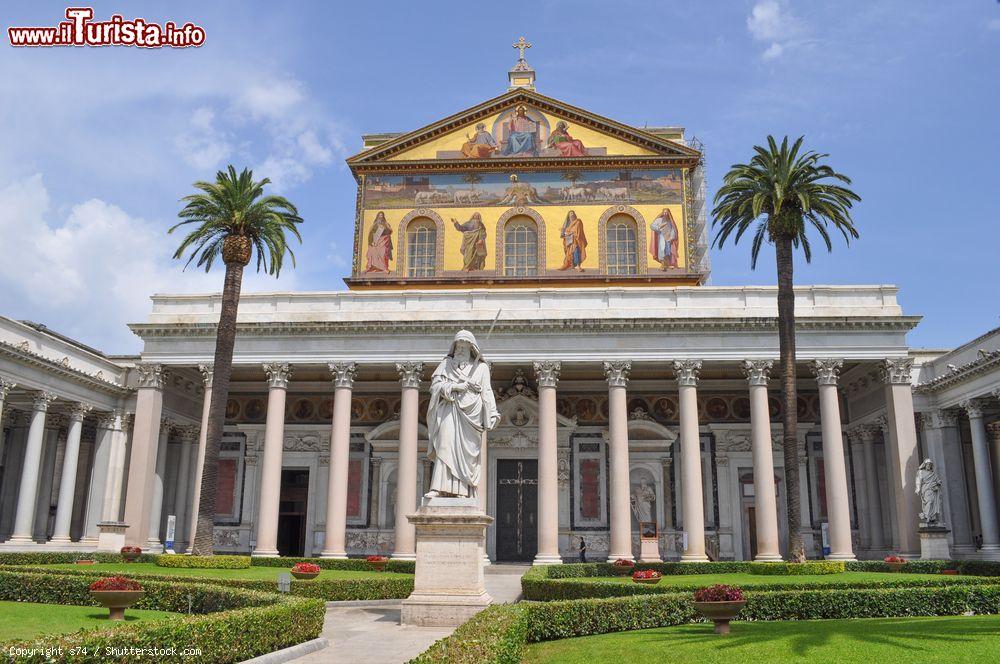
1 1 997 353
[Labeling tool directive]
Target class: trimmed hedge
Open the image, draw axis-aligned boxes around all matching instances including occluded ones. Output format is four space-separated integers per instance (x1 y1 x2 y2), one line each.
750 561 845 575
0 551 157 565
250 555 416 574
542 561 754 579
156 554 251 569
0 570 324 663
411 604 528 664
0 564 413 602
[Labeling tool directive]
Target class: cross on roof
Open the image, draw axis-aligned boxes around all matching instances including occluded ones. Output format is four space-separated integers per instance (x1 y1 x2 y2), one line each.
513 36 531 61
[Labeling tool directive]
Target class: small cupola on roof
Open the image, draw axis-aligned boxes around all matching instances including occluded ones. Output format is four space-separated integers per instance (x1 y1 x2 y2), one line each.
508 36 535 91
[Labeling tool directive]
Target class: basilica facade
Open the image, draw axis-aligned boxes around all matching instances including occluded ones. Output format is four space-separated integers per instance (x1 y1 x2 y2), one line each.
1 55 998 564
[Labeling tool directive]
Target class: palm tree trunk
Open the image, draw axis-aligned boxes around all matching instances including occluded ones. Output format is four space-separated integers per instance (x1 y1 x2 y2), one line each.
190 259 244 555
775 234 803 558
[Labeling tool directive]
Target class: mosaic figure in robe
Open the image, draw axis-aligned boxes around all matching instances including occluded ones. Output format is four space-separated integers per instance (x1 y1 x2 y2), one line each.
650 208 679 269
425 330 500 498
365 211 393 273
451 213 488 271
547 121 587 157
461 122 499 159
559 210 588 271
501 106 539 156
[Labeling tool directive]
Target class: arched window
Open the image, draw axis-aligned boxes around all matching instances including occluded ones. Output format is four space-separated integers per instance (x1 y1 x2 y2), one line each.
406 219 436 277
504 218 538 276
606 214 638 275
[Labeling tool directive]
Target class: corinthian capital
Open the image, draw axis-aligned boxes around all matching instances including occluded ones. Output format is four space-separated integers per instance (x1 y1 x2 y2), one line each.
811 359 843 386
603 361 631 388
741 360 773 386
31 391 57 412
396 362 424 389
533 361 561 388
199 364 214 389
66 403 92 422
328 362 357 389
881 358 914 385
961 399 985 419
263 363 293 389
135 363 164 389
926 409 959 429
673 360 702 387
0 377 15 400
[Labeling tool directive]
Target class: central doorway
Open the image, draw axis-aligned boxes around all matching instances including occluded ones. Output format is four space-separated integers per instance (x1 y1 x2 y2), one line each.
277 468 309 557
495 459 538 562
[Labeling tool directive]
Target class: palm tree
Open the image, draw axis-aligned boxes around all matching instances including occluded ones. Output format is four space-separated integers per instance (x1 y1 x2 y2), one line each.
711 136 859 559
461 173 483 190
170 166 303 555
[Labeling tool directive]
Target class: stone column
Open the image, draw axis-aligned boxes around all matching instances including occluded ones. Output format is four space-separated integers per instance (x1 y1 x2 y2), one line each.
963 400 999 552
82 412 116 543
987 421 1000 516
855 425 885 549
675 360 708 562
188 365 212 549
604 361 632 562
145 419 172 550
369 457 383 527
102 412 130 522
392 362 422 560
811 359 855 561
254 363 292 557
321 362 356 559
50 403 91 544
123 364 165 546
8 391 57 544
882 358 921 556
743 360 782 561
172 426 196 548
0 378 15 450
534 360 562 565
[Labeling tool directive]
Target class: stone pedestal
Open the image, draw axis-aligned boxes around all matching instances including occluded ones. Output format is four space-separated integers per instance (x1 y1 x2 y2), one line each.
638 537 662 563
918 525 951 560
97 521 128 553
401 497 493 627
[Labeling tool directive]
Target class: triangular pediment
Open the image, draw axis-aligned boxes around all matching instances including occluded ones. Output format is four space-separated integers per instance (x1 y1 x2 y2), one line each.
348 89 700 166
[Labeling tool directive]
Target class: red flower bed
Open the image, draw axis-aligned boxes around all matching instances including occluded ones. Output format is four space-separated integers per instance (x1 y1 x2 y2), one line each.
632 569 662 580
120 546 142 554
89 576 142 592
693 584 745 602
291 563 321 574
612 558 634 567
366 555 388 563
884 555 907 563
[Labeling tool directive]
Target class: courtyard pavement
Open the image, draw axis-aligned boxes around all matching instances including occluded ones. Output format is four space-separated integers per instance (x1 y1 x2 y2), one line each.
289 564 528 664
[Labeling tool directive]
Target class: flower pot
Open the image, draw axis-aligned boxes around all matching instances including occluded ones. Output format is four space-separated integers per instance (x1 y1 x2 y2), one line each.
76 560 96 565
887 562 906 573
90 590 144 621
121 551 141 563
290 571 320 580
633 577 661 585
369 561 387 572
693 600 746 635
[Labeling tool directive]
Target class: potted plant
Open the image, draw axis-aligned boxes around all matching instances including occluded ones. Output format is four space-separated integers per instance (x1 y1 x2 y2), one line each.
632 569 662 585
290 562 321 580
89 576 143 621
612 558 634 575
692 584 746 635
120 546 142 563
941 568 959 576
76 557 96 565
884 555 907 572
366 555 389 572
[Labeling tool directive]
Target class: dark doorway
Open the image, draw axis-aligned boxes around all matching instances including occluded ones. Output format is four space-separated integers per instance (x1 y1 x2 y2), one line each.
495 459 538 562
277 469 309 557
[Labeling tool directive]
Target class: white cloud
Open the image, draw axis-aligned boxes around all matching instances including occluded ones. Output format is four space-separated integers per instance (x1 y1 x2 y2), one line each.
987 18 1000 32
175 106 233 171
0 174 298 352
747 0 803 60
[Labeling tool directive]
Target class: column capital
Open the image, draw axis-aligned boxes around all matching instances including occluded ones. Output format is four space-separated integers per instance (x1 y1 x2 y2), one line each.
673 360 702 387
198 364 214 389
176 424 199 442
263 363 293 389
881 357 914 385
848 423 878 442
741 359 773 386
533 360 561 388
396 361 424 389
370 456 383 469
0 377 16 399
159 417 174 434
31 391 57 412
328 362 357 389
925 409 960 429
135 363 165 389
992 389 1000 404
603 361 631 388
95 409 124 431
811 359 843 386
66 403 92 422
961 399 986 419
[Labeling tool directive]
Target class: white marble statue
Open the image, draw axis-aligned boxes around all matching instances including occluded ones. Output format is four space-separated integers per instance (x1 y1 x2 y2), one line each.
630 480 655 524
425 330 500 498
916 458 943 525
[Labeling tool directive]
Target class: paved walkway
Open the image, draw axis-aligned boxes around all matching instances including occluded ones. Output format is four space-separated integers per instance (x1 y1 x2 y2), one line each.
290 564 528 664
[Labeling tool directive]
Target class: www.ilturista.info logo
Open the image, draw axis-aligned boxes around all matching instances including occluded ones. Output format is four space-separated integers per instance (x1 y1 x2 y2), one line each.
8 7 205 48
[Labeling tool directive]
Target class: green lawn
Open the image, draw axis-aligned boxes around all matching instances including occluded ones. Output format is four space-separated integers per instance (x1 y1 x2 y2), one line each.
523 615 1000 664
39 562 411 581
0 600 178 641
559 571 954 588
